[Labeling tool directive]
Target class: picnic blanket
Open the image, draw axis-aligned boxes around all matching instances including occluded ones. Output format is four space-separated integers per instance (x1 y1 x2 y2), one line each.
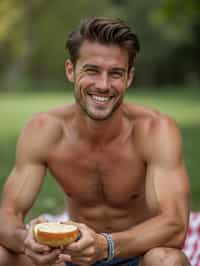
43 212 200 266
182 212 200 266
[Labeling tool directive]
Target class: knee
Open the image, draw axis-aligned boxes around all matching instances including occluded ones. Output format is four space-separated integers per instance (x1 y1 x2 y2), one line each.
142 247 189 266
0 246 15 266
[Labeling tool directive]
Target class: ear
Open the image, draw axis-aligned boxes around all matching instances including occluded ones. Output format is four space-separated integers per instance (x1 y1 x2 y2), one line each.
127 67 135 88
65 59 74 82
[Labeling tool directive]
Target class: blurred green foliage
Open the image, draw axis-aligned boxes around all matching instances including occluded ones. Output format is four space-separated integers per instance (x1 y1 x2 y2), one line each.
157 0 200 22
0 89 200 218
0 0 199 90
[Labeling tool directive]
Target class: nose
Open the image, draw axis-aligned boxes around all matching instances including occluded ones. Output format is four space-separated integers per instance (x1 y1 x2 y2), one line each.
96 72 110 92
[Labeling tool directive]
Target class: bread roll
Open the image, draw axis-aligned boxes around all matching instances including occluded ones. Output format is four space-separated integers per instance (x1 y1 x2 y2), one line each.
33 222 79 247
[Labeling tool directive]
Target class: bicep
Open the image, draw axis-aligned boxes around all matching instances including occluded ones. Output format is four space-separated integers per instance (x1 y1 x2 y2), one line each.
146 162 190 220
1 162 46 220
145 118 190 224
1 114 59 223
0 114 56 217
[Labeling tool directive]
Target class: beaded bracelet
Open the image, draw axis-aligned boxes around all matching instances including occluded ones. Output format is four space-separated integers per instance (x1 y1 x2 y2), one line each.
101 233 115 262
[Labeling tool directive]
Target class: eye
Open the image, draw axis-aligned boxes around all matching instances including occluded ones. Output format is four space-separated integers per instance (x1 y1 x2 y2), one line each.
110 71 123 79
85 69 98 75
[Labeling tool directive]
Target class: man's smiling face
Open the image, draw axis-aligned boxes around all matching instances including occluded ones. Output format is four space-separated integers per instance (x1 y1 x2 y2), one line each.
66 41 134 120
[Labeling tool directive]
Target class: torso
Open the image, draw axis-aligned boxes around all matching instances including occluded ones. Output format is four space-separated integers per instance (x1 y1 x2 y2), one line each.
44 102 161 232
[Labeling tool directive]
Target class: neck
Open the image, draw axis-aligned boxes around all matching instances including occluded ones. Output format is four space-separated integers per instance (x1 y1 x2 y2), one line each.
75 105 123 145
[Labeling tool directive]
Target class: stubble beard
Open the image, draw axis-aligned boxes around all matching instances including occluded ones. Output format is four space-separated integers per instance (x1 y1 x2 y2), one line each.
75 92 124 121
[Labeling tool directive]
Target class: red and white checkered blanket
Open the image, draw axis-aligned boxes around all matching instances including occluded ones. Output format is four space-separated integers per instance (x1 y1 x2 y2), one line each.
182 212 200 266
43 211 200 266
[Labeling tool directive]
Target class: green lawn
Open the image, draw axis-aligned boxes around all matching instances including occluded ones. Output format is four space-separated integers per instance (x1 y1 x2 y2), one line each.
0 89 199 221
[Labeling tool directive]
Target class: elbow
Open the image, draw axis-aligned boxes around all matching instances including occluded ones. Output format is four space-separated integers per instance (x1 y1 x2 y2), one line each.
0 208 26 253
172 228 187 249
0 206 24 224
167 218 188 248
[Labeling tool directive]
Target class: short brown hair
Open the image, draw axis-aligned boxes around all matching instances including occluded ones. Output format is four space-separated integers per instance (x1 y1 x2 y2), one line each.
66 17 140 71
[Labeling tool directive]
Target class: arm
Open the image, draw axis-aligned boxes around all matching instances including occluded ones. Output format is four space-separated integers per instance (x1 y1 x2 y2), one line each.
0 114 53 253
0 166 45 253
111 117 190 257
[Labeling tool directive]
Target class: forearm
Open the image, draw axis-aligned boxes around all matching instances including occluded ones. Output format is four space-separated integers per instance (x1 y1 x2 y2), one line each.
112 215 186 258
0 209 27 253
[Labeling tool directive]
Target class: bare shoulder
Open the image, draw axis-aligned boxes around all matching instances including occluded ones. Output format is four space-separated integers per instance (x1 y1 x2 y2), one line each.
123 102 183 162
124 101 180 132
16 104 75 162
20 112 62 144
20 104 75 141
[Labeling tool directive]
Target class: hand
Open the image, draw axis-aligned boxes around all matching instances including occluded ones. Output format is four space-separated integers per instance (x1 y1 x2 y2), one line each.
24 217 61 265
57 222 108 266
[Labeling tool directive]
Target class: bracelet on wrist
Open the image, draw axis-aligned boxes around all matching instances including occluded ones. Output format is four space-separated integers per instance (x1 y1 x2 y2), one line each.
100 233 115 262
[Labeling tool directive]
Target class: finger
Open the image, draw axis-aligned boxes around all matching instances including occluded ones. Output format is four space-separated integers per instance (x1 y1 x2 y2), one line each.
26 235 50 253
24 236 50 253
66 233 93 253
25 248 60 265
57 253 71 263
66 224 92 250
58 254 94 265
63 245 95 257
31 239 51 253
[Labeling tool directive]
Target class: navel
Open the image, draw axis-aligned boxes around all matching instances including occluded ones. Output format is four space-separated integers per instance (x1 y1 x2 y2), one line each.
131 193 139 200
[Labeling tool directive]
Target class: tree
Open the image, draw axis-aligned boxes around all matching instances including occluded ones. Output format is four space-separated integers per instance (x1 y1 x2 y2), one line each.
152 0 200 85
0 0 117 90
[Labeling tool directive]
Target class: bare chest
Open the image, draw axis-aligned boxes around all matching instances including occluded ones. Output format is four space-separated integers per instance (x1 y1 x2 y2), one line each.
47 140 146 206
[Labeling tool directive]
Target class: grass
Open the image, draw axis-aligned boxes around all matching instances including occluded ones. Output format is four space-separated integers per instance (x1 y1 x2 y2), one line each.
0 88 200 221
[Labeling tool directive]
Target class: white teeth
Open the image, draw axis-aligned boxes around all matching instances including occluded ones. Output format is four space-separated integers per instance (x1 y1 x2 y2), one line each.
92 95 109 102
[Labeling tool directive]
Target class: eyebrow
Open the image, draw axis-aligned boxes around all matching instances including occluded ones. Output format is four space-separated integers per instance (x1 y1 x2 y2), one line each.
82 64 126 73
110 67 126 73
82 64 99 69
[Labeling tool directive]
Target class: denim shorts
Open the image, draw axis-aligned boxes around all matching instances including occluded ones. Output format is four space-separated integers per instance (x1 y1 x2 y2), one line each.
66 256 140 266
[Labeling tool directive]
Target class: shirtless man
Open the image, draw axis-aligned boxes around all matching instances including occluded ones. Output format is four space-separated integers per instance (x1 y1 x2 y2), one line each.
0 17 190 266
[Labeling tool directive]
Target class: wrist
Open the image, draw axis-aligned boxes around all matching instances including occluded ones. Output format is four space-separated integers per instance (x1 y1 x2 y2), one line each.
97 233 109 260
100 233 115 262
15 227 28 254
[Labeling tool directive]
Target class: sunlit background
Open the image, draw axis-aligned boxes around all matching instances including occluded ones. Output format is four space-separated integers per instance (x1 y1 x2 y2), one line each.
0 0 200 220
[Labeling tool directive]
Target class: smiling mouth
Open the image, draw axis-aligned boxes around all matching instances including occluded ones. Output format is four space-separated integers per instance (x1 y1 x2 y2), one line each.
87 93 114 104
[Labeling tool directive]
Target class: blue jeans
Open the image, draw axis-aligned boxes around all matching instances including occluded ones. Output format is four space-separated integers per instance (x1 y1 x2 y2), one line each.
66 256 140 265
